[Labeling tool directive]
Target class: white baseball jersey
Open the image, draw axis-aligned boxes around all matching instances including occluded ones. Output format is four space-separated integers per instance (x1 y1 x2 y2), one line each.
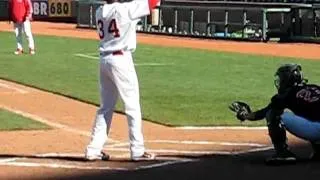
95 0 150 53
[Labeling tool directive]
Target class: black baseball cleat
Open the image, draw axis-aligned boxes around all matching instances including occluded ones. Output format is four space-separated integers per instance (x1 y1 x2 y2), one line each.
84 151 110 161
265 149 297 165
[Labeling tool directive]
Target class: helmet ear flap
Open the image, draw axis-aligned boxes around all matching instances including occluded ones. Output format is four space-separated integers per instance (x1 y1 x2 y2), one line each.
274 75 280 90
297 64 302 71
291 64 304 85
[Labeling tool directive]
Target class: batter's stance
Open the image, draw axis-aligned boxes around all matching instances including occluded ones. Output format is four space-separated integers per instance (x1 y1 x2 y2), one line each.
8 0 35 55
85 0 159 161
229 64 320 165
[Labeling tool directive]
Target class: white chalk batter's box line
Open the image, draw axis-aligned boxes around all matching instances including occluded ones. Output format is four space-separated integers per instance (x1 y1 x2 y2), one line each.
74 53 175 66
104 146 273 156
0 146 273 171
174 126 268 130
108 140 267 148
0 153 198 171
0 82 29 94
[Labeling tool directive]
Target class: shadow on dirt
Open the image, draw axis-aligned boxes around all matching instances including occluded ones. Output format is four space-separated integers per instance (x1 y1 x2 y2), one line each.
1 142 320 180
52 150 320 180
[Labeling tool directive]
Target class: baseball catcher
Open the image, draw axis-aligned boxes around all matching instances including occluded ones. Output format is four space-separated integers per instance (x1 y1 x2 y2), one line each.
229 64 320 164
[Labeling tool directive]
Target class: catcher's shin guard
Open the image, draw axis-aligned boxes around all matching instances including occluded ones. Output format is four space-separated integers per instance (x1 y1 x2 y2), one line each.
265 111 297 165
266 111 288 152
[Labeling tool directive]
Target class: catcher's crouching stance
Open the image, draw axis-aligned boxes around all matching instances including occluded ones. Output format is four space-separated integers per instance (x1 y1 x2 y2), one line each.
229 64 320 164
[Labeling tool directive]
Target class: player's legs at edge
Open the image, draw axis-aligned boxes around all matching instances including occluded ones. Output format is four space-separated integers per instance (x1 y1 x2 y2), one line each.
23 20 35 55
14 22 23 55
264 111 297 165
108 52 155 161
266 111 320 164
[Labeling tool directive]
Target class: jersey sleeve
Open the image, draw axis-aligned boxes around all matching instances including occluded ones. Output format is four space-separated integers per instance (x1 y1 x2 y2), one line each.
251 104 271 120
25 0 33 19
270 94 287 111
148 0 160 10
249 94 285 120
127 0 160 20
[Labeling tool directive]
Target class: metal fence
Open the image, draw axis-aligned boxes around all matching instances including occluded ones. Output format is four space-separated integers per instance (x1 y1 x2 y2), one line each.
291 6 320 36
157 6 296 41
1 0 317 42
0 0 9 21
77 1 296 41
77 0 104 28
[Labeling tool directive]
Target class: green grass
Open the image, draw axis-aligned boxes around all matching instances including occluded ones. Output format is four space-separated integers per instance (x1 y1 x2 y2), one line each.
0 31 319 126
0 109 50 131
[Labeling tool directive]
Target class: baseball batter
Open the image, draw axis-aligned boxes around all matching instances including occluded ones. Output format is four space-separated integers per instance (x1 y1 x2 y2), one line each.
230 64 320 165
85 0 160 161
8 0 35 55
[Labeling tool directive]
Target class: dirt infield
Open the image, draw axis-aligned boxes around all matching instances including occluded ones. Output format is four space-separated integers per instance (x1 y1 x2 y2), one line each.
0 22 319 180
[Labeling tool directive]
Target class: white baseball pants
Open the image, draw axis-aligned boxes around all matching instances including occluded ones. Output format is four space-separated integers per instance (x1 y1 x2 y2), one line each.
86 51 145 158
14 20 35 50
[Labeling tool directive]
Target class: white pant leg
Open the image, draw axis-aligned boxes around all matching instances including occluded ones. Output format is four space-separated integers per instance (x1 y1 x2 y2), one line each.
85 56 119 156
14 23 23 50
108 52 145 157
23 20 35 49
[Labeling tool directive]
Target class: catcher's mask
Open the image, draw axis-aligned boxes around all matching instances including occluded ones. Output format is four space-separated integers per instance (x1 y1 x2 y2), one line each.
274 64 307 93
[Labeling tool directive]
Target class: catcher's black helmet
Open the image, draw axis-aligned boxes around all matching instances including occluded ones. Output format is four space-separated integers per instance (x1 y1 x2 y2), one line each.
274 63 306 93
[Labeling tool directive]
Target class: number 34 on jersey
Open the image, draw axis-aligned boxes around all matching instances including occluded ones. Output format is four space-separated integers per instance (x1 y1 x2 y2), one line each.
97 19 120 39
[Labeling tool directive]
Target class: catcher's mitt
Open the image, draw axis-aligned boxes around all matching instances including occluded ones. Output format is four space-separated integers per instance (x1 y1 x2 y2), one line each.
229 101 252 121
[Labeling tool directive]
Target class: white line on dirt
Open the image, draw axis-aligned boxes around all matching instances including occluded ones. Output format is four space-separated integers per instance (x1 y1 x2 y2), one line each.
34 153 192 161
234 146 274 155
0 158 18 163
0 161 128 171
108 142 129 148
0 83 28 94
105 146 273 156
174 126 268 130
3 152 197 171
145 140 266 147
108 140 266 148
105 147 233 155
0 153 196 171
0 145 272 171
0 105 119 143
135 158 197 170
35 153 84 158
74 53 174 66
